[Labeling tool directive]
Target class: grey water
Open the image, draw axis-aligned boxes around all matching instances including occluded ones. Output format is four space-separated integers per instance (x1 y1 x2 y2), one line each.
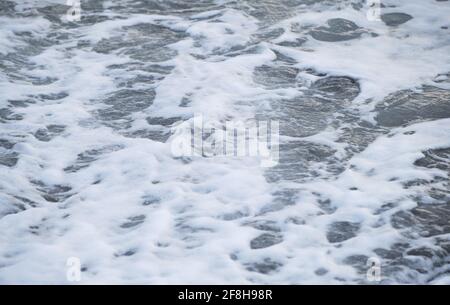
0 0 449 284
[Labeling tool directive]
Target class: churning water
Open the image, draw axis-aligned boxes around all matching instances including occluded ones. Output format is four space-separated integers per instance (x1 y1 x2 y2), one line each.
0 0 450 284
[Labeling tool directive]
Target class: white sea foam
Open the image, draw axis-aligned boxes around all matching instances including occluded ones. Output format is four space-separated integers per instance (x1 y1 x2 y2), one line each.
0 0 449 284
271 0 450 104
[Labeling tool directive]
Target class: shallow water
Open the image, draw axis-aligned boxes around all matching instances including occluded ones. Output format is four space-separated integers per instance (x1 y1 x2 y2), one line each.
0 0 449 284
